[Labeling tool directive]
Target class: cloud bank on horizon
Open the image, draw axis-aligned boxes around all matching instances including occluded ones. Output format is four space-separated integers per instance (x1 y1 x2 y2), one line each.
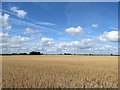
0 2 118 54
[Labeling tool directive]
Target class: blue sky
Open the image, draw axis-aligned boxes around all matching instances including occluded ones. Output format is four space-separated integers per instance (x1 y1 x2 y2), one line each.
1 2 118 54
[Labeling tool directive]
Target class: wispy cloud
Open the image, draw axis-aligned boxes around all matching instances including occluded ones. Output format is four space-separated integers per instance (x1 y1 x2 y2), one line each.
36 22 56 26
91 24 98 28
8 17 60 33
108 27 118 30
1 10 56 26
1 9 61 34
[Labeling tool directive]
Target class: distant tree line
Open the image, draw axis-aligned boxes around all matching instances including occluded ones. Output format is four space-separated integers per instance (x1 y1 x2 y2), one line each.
29 51 43 55
0 51 118 56
1 51 43 55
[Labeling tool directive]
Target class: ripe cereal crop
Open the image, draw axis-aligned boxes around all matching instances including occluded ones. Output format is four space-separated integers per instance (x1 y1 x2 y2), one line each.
2 55 118 88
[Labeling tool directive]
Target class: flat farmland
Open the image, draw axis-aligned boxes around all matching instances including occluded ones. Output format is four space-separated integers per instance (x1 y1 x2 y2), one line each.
2 55 118 88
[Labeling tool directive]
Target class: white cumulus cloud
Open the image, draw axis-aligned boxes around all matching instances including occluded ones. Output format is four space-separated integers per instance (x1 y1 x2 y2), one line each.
24 28 35 34
10 36 30 43
65 26 84 36
0 31 32 54
0 32 118 55
98 31 119 42
10 7 27 18
39 37 55 46
0 13 11 29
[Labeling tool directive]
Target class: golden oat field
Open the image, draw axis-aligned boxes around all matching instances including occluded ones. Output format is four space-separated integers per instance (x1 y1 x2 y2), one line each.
2 55 118 88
